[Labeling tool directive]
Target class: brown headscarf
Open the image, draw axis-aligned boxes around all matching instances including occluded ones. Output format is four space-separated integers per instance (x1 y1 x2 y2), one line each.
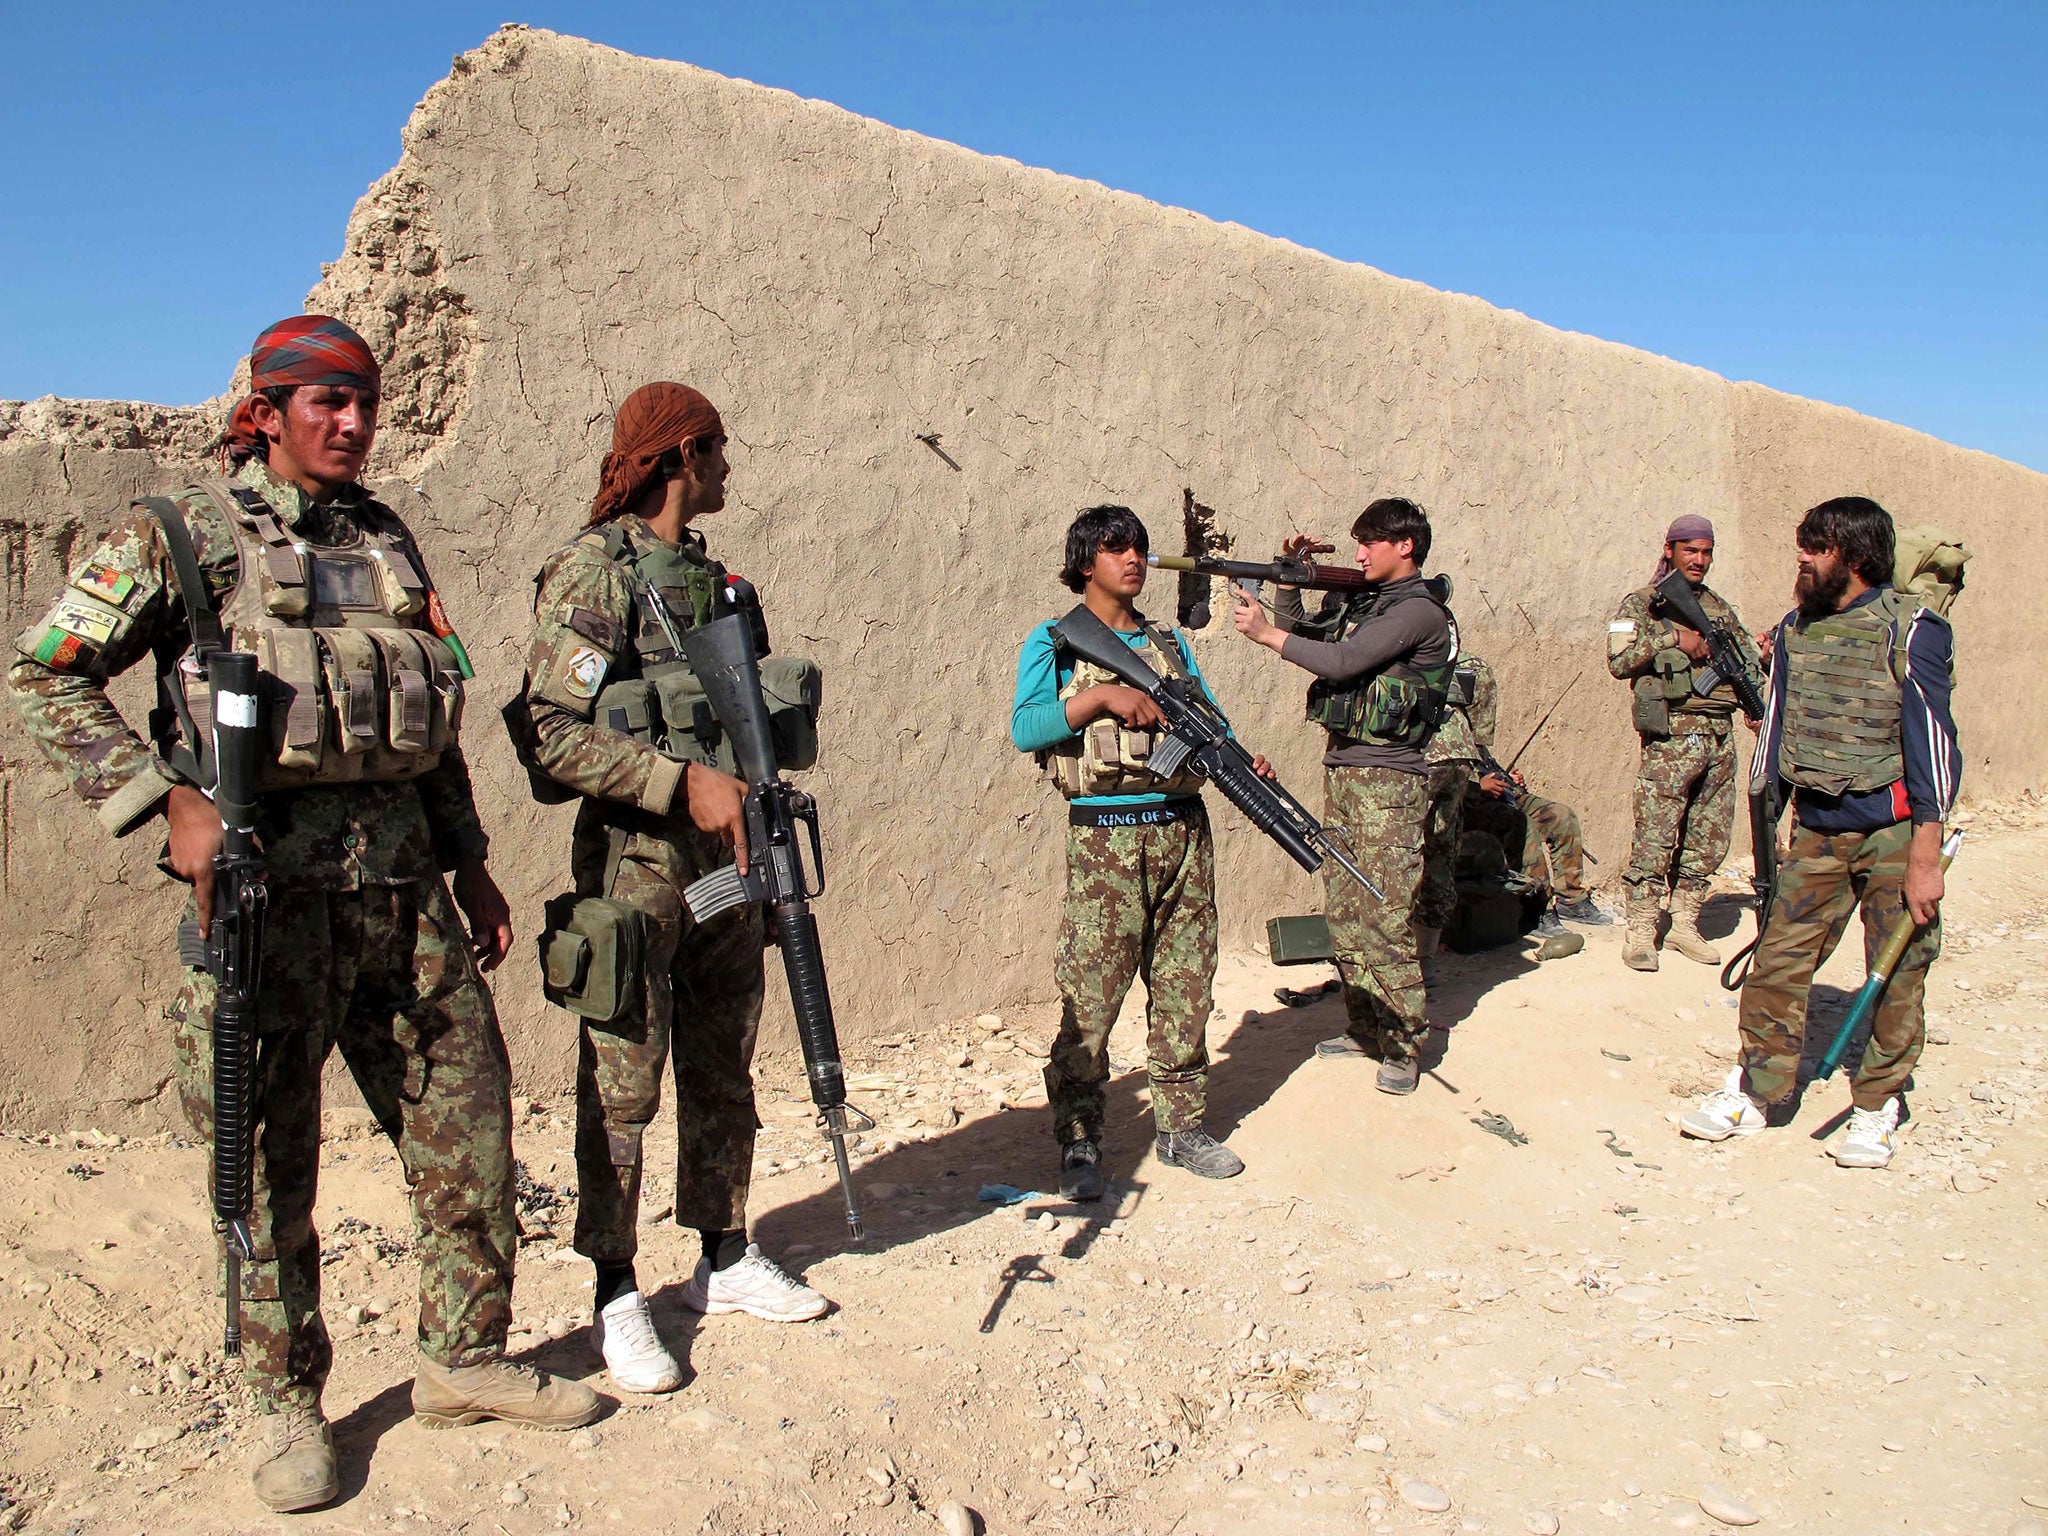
588 382 725 526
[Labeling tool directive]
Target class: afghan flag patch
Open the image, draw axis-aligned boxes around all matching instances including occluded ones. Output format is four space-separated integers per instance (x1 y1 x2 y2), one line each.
72 563 136 607
33 628 85 669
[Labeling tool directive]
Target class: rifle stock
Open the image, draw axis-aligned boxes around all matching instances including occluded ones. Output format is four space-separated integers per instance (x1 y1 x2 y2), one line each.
680 584 869 1242
1050 605 1380 898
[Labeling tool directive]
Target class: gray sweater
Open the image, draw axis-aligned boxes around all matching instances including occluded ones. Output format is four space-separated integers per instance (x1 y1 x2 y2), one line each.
1275 575 1454 773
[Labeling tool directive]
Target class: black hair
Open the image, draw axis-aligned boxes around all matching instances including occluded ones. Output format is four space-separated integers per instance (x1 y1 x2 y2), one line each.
1797 496 1894 586
1350 496 1433 566
1060 504 1149 593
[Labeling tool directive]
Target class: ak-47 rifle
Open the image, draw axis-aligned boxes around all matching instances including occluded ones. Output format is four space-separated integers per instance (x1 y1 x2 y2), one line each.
1473 744 1526 809
678 579 871 1242
190 651 267 1357
1051 604 1380 897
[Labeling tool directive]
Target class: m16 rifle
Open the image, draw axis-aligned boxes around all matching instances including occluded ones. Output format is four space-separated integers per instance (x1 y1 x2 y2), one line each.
677 579 871 1242
1652 570 1767 723
1051 604 1379 898
190 650 267 1356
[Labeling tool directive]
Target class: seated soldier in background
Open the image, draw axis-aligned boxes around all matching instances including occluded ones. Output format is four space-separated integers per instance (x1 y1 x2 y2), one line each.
1451 652 1609 929
1462 768 1610 927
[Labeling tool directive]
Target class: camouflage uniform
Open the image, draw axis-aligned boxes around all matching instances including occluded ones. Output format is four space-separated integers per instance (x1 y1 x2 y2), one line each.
1417 652 1484 931
6 459 514 1414
1737 823 1938 1111
1324 767 1429 1061
1045 807 1217 1142
1608 583 1750 897
523 516 767 1259
1417 761 1472 932
1459 786 1591 901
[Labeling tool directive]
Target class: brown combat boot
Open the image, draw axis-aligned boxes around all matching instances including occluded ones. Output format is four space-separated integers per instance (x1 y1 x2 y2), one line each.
1621 886 1661 972
412 1354 601 1430
1667 883 1722 966
249 1405 339 1513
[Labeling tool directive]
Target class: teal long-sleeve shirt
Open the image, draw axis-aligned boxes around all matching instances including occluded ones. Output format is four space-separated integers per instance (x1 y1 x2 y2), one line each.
1010 614 1222 806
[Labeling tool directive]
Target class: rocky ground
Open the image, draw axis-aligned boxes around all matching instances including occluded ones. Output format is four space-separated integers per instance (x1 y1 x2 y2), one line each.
2 805 2046 1536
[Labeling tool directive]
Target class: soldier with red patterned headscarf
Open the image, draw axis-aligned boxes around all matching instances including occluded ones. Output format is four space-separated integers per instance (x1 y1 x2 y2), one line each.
6 316 597 1514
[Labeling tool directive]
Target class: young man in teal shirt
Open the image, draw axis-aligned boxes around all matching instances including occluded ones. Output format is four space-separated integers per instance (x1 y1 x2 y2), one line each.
1012 505 1248 1199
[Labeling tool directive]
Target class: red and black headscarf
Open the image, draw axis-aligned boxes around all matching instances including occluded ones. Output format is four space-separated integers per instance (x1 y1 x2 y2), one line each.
222 315 382 465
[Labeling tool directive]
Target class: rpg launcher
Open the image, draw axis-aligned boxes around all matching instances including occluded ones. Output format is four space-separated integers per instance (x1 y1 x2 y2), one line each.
1652 570 1767 723
189 650 267 1357
1815 830 1964 1079
1051 604 1380 898
1150 546 1372 606
678 578 871 1242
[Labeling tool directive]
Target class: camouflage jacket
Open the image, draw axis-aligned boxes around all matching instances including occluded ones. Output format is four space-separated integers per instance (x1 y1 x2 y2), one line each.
523 516 702 885
1607 581 1753 722
5 459 490 889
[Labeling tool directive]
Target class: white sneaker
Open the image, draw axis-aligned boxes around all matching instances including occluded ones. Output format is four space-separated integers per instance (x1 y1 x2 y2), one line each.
591 1290 683 1394
1834 1098 1901 1169
1679 1066 1768 1141
680 1243 829 1322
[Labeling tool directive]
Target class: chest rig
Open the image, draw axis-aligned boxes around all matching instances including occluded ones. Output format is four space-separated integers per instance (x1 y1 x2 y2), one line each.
1300 584 1459 748
147 479 463 791
1779 589 1912 797
585 522 821 777
1041 620 1207 799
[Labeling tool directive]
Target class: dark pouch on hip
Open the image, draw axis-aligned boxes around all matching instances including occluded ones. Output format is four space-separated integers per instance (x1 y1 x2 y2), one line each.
537 892 646 1024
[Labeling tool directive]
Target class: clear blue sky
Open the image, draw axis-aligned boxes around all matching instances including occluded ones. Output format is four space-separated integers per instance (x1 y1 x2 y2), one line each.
2 3 2041 470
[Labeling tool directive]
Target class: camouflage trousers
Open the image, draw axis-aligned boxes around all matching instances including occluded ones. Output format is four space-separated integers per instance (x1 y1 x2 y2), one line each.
1626 727 1736 894
169 878 515 1414
1324 766 1429 1060
1739 821 1940 1112
570 825 767 1261
1416 763 1472 930
1463 788 1592 901
1046 804 1217 1143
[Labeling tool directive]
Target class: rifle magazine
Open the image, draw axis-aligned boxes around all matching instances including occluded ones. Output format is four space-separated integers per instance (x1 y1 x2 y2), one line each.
683 864 753 924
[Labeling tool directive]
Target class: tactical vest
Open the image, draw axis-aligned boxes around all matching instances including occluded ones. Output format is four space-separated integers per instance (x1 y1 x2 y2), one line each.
1425 654 1491 766
1041 621 1207 799
1778 589 1912 796
149 479 463 790
1302 585 1459 748
581 522 820 777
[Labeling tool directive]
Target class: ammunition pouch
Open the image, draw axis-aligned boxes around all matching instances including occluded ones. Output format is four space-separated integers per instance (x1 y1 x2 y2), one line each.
538 892 646 1024
1632 674 1673 737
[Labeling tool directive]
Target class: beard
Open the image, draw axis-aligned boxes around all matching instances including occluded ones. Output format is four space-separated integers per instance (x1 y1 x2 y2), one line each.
1795 561 1851 617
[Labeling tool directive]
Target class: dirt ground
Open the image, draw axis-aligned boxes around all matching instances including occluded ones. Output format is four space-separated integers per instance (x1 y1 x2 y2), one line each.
2 805 2045 1536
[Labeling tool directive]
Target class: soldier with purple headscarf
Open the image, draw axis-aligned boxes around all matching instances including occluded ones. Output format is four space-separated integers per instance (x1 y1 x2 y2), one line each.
1606 514 1760 971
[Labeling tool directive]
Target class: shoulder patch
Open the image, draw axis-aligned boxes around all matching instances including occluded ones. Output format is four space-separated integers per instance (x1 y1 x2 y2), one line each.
559 605 625 652
48 596 121 648
1609 620 1636 634
560 646 608 701
30 627 90 670
72 563 137 608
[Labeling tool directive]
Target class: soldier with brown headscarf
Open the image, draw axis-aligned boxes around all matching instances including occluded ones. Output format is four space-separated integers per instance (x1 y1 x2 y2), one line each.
515 383 829 1397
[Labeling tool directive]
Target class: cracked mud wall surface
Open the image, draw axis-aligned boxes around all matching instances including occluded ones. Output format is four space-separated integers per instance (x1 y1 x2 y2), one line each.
1 24 2044 1130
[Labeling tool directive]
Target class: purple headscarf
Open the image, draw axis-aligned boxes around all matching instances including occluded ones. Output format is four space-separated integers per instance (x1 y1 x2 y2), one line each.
1651 514 1715 583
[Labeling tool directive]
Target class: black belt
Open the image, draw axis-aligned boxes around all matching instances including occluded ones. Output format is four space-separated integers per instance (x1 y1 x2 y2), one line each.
1068 798 1203 829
